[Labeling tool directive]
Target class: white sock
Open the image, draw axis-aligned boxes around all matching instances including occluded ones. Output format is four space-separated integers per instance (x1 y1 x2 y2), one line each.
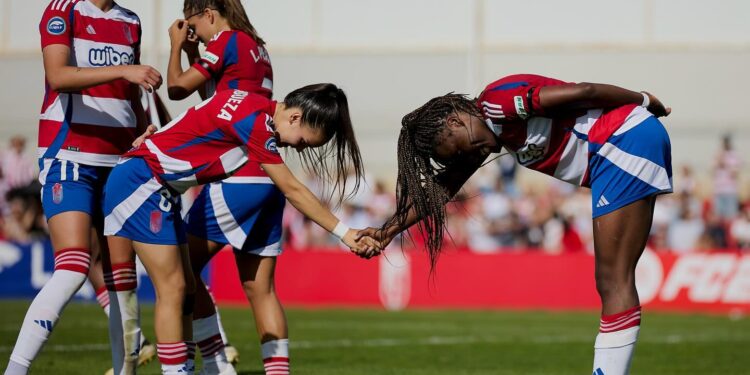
97 286 148 348
105 262 140 375
194 314 231 372
593 306 642 375
261 339 289 375
6 248 90 375
206 287 231 345
157 342 191 375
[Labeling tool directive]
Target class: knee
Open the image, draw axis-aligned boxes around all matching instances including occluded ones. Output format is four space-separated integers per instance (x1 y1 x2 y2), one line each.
242 280 273 301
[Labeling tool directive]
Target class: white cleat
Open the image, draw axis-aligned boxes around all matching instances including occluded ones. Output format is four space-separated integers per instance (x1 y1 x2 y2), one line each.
103 341 157 375
224 344 240 365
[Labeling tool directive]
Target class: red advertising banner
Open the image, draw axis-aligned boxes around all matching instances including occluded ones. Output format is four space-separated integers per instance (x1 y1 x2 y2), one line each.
209 248 750 314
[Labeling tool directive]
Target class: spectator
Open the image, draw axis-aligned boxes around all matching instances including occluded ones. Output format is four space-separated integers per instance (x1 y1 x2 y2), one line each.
713 135 742 220
730 203 750 249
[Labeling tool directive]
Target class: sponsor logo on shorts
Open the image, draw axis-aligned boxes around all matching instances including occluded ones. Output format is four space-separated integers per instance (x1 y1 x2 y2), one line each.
47 17 66 36
52 183 63 204
514 96 529 119
265 137 278 154
150 210 162 234
202 51 220 65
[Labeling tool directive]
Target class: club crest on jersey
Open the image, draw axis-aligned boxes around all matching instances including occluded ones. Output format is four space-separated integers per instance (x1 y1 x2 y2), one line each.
149 210 162 234
47 17 66 35
52 183 63 204
265 137 278 154
202 51 220 65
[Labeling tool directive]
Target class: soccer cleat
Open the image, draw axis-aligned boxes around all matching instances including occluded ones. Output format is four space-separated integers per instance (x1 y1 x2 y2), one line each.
104 341 157 375
224 344 240 365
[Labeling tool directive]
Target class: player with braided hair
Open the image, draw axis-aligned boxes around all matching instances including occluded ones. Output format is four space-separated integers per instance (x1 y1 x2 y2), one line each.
358 74 672 375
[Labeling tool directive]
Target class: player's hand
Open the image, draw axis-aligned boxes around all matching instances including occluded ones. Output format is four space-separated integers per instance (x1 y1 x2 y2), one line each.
355 227 394 249
122 65 162 93
343 229 382 259
643 91 671 117
132 124 158 148
183 28 200 57
168 20 189 50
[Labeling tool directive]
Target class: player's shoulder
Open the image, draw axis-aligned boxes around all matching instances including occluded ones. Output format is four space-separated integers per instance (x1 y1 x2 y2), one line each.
43 0 81 15
109 3 141 25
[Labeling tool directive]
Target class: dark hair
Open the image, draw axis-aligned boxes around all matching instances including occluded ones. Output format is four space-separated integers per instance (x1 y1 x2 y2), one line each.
386 93 480 271
284 83 364 204
183 0 265 46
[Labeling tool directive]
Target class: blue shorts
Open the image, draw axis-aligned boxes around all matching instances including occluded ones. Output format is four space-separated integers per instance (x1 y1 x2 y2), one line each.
589 115 673 218
103 158 186 245
184 180 285 256
38 158 112 221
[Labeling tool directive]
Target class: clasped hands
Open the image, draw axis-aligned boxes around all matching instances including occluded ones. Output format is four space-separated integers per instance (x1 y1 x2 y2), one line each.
341 227 393 259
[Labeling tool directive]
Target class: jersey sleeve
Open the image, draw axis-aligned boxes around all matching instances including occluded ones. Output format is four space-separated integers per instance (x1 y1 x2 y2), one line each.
230 111 283 165
478 74 568 122
39 0 75 49
192 33 227 79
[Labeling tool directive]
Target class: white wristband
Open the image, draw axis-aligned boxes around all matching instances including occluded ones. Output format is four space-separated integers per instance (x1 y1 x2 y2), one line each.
332 221 350 240
640 92 650 107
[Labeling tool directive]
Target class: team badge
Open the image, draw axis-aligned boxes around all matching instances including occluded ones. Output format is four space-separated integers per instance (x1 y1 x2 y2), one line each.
47 17 66 36
52 183 63 204
150 210 162 234
265 138 278 154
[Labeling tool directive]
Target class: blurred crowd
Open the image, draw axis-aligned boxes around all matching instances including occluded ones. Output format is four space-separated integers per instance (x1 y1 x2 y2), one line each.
2 134 749 253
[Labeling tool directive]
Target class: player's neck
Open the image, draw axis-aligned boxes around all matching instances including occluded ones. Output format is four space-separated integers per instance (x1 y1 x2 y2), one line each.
88 0 115 12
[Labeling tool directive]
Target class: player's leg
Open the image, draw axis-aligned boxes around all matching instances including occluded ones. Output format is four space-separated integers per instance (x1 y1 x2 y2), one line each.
185 183 238 374
133 241 194 375
588 115 672 375
5 160 96 375
236 254 289 375
236 186 288 375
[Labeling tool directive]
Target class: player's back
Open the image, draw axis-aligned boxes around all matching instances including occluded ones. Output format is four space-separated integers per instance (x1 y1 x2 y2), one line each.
127 90 279 193
479 74 652 186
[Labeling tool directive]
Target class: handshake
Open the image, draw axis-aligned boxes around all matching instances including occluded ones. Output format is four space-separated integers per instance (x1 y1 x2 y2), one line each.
341 227 393 260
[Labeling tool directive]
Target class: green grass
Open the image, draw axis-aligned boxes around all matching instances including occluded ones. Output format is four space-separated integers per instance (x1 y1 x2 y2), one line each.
1 301 748 374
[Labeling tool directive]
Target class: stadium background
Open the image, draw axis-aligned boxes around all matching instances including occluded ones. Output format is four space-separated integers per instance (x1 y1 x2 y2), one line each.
1 1 749 374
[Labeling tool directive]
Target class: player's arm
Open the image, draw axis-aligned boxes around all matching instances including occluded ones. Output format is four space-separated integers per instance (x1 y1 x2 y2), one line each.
261 162 379 253
43 45 161 92
538 83 671 117
167 20 209 100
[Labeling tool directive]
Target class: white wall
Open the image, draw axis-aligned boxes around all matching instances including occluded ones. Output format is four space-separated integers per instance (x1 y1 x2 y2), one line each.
1 0 749 180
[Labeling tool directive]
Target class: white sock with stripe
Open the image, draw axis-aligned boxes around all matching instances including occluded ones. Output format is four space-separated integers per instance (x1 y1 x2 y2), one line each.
261 339 289 375
157 342 191 375
5 248 90 375
593 306 641 375
194 314 232 372
105 262 141 375
206 287 231 345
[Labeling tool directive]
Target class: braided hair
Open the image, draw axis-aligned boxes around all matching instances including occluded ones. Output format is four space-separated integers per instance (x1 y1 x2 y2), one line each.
386 93 481 271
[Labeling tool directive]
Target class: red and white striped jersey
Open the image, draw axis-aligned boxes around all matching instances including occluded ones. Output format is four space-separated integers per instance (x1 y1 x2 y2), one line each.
193 30 274 182
38 0 141 167
125 90 283 194
478 74 652 187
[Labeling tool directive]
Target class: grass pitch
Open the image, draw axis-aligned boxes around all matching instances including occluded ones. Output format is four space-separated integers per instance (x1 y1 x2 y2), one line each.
1 301 748 374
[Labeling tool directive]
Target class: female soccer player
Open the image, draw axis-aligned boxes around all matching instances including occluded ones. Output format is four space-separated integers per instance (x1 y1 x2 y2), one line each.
358 74 672 375
4 1 161 375
103 84 375 375
165 1 286 372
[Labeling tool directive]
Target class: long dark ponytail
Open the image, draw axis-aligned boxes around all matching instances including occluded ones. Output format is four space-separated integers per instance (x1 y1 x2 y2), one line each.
283 83 364 204
183 0 265 46
386 93 480 271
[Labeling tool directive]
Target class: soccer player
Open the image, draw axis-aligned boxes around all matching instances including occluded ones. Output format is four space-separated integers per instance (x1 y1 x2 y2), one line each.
102 84 376 375
4 1 161 375
165 1 282 373
357 74 672 375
